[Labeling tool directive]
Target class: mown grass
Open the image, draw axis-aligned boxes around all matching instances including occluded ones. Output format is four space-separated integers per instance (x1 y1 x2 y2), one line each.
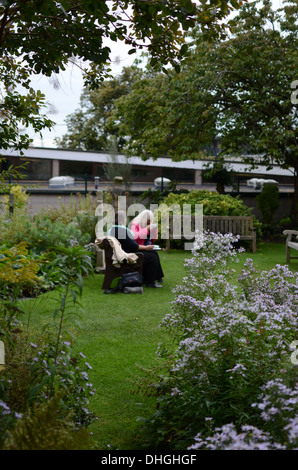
21 241 298 450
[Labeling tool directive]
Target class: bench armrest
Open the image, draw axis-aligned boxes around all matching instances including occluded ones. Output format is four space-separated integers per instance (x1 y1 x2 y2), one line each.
283 230 298 241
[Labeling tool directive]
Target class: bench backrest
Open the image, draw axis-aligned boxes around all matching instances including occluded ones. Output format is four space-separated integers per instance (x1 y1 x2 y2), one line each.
203 215 254 236
167 214 253 237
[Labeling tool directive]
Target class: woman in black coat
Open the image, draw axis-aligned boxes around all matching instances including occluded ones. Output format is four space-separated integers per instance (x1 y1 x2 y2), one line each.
108 211 164 288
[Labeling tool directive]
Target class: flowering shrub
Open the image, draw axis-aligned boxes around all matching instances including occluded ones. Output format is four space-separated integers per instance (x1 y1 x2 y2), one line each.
28 340 96 428
189 423 285 450
189 377 298 450
140 231 298 450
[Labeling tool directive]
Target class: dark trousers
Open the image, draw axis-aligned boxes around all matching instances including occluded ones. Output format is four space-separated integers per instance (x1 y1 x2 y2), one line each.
142 251 164 285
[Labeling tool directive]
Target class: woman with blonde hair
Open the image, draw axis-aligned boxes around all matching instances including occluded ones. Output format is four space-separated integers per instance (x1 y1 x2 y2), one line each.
130 209 158 246
130 209 164 287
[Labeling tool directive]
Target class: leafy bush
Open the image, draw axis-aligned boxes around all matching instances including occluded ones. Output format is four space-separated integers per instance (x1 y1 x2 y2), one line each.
39 243 95 288
256 184 280 224
27 336 96 428
139 232 298 450
0 193 97 261
161 190 255 215
0 327 96 447
0 242 42 297
0 212 92 254
72 211 98 244
156 190 261 248
18 214 90 253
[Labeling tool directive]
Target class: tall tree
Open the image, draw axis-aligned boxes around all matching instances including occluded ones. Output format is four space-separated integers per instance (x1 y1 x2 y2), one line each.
212 0 298 220
110 0 298 220
109 52 219 160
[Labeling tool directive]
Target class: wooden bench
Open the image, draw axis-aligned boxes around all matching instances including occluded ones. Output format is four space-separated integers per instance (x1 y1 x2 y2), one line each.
283 230 298 264
96 238 144 292
166 215 257 253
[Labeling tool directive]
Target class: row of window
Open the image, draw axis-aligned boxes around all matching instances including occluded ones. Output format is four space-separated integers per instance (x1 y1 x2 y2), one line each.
1 157 195 183
0 157 294 186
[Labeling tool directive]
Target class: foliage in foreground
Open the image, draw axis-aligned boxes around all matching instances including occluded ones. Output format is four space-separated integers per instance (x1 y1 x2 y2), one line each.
138 232 298 449
3 394 90 450
0 240 96 449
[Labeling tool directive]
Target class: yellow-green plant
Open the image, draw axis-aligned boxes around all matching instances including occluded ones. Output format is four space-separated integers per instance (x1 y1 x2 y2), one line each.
2 185 28 213
0 242 40 289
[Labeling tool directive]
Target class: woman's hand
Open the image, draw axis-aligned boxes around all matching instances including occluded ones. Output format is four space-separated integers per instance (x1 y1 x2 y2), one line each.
138 244 154 251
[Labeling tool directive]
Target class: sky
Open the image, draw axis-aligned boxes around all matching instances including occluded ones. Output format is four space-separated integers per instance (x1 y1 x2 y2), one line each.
27 41 139 148
26 0 285 148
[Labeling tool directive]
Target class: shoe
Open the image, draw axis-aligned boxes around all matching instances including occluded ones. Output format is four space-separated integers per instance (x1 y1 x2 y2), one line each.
146 282 163 288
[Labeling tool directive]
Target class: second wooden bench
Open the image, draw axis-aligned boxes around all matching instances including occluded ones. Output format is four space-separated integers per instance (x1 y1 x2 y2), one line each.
166 215 257 253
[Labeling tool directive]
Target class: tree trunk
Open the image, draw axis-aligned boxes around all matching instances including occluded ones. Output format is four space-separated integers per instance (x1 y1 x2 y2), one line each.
216 181 225 194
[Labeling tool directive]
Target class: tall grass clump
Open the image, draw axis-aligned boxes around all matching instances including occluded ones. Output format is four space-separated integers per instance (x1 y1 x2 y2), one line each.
138 231 298 450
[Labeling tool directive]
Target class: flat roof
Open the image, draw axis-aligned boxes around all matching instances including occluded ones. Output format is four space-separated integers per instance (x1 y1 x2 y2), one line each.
0 146 294 177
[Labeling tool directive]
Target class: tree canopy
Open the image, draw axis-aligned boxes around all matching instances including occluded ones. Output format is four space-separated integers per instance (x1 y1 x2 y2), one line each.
0 0 243 84
0 0 244 153
109 1 297 162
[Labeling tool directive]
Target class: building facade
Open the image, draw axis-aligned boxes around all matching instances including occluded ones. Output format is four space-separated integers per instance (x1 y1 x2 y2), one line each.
0 147 295 190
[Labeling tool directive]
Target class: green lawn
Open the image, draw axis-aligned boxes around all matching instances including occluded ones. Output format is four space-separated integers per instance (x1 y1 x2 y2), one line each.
76 250 188 450
237 240 296 272
21 242 298 450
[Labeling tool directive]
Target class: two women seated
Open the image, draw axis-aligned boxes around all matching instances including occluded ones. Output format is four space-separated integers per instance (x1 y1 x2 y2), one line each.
108 210 164 288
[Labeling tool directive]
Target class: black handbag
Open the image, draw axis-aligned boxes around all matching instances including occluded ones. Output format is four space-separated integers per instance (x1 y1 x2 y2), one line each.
120 271 143 289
